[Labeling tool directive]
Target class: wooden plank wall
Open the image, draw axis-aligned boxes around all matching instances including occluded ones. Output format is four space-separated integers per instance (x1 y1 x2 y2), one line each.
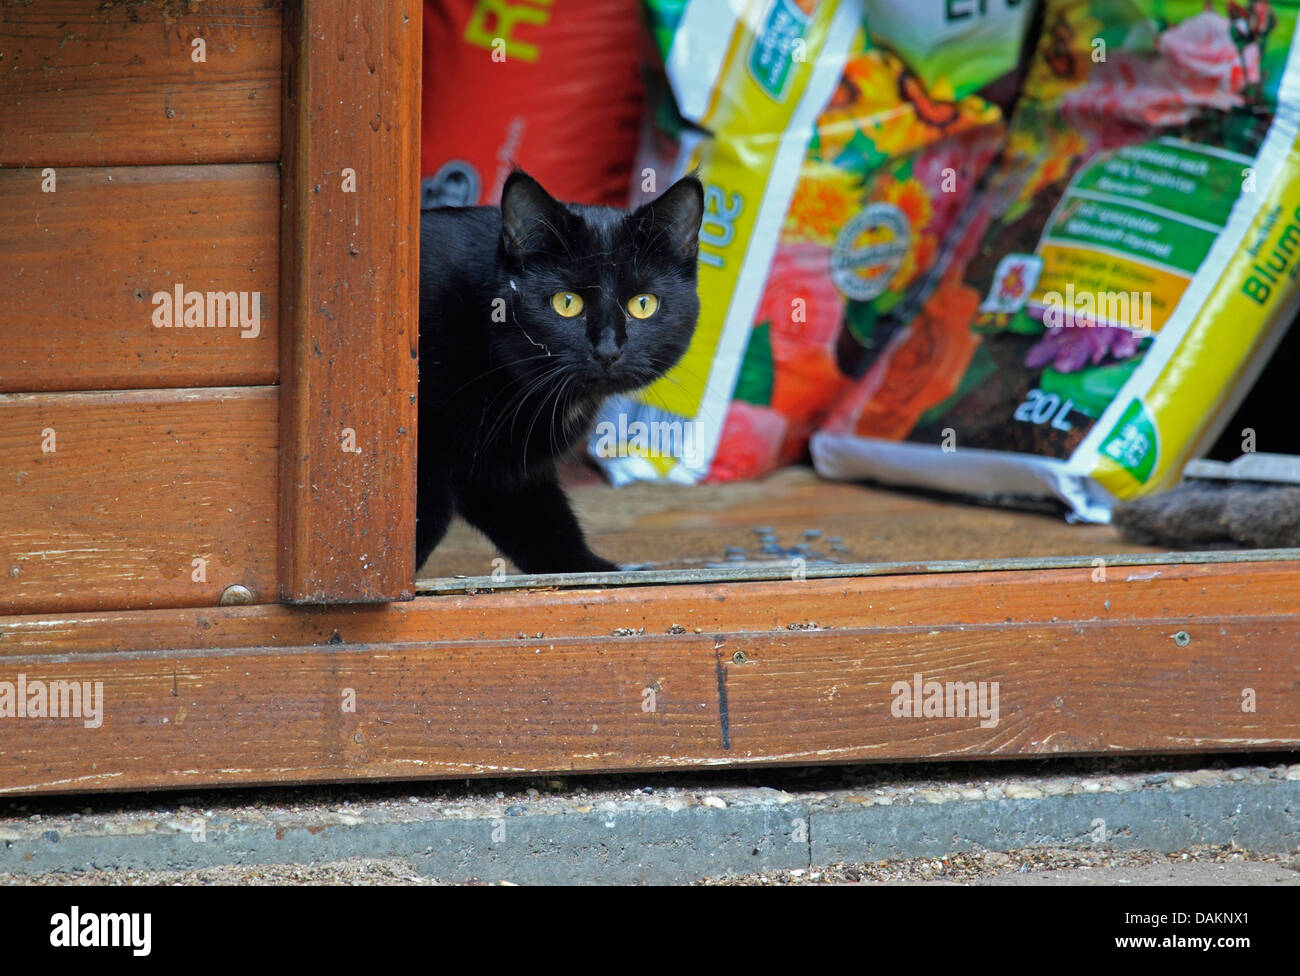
0 388 278 615
0 0 281 167
0 165 279 393
1 560 1296 794
0 2 284 614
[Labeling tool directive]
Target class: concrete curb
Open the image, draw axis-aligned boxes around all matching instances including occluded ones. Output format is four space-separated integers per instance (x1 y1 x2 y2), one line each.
3 767 1298 884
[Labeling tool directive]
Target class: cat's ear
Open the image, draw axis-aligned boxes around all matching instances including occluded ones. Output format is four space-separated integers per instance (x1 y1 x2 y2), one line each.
633 175 704 261
500 171 565 256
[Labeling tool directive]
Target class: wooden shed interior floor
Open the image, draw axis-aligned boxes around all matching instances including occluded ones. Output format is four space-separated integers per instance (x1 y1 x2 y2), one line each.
416 464 1163 580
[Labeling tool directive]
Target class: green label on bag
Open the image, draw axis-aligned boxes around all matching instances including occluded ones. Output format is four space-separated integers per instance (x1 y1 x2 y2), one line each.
748 0 811 101
1100 398 1159 484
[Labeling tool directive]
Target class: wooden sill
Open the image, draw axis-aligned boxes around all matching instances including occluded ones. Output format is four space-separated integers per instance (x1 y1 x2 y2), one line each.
3 553 1297 795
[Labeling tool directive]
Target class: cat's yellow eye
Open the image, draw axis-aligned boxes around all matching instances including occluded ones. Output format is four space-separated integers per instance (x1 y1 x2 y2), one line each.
551 292 584 318
627 293 659 319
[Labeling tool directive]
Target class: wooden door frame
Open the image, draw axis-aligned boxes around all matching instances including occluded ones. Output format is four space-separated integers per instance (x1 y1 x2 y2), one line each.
278 0 420 604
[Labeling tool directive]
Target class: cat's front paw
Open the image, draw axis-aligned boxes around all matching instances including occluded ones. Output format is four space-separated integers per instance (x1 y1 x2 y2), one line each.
515 551 620 574
577 553 620 574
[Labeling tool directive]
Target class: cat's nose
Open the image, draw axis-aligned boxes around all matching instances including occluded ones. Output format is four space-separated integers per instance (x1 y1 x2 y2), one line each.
592 338 622 369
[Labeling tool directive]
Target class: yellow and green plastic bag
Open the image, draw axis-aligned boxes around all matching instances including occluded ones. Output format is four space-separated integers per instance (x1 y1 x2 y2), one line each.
814 0 1300 520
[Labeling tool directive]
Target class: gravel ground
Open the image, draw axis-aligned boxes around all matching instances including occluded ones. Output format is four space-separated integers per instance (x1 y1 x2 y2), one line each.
3 753 1297 885
5 753 1298 831
4 858 439 886
701 845 1300 886
5 845 1296 886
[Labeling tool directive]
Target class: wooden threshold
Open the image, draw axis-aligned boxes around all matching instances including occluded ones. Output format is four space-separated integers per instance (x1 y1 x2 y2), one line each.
1 555 1297 795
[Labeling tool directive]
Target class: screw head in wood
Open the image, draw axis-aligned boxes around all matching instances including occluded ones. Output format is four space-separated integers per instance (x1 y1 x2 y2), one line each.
219 584 254 606
1172 630 1191 647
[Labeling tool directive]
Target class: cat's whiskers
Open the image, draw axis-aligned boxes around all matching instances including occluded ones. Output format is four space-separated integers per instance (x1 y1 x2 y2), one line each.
643 354 709 387
543 376 566 462
485 364 561 429
625 358 730 429
473 345 574 426
518 365 582 473
542 373 581 470
474 358 559 421
471 361 569 472
480 360 572 458
445 353 556 401
636 356 715 409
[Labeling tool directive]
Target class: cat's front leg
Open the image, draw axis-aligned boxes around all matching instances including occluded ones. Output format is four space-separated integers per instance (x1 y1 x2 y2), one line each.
415 477 455 573
456 473 618 575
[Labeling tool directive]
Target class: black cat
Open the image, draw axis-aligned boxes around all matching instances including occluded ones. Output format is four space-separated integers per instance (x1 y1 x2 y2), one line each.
416 171 704 574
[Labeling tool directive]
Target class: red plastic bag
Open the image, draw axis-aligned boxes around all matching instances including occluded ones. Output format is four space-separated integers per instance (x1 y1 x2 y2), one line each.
421 0 646 208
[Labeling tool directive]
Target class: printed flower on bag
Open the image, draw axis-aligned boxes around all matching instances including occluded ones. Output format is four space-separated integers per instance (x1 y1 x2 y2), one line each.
772 345 849 431
817 49 999 163
1024 324 1142 374
751 243 850 458
1024 9 1104 103
1061 9 1263 127
1228 2 1278 62
911 143 960 194
703 401 787 484
784 161 864 245
851 282 982 441
879 176 931 230
912 129 1002 229
996 260 1030 305
1007 123 1090 205
757 242 845 352
871 175 934 289
1162 6 1260 95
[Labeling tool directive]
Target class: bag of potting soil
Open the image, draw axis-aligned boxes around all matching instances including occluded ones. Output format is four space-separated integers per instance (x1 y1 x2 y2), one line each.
420 0 646 208
812 0 1300 520
587 0 1035 484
